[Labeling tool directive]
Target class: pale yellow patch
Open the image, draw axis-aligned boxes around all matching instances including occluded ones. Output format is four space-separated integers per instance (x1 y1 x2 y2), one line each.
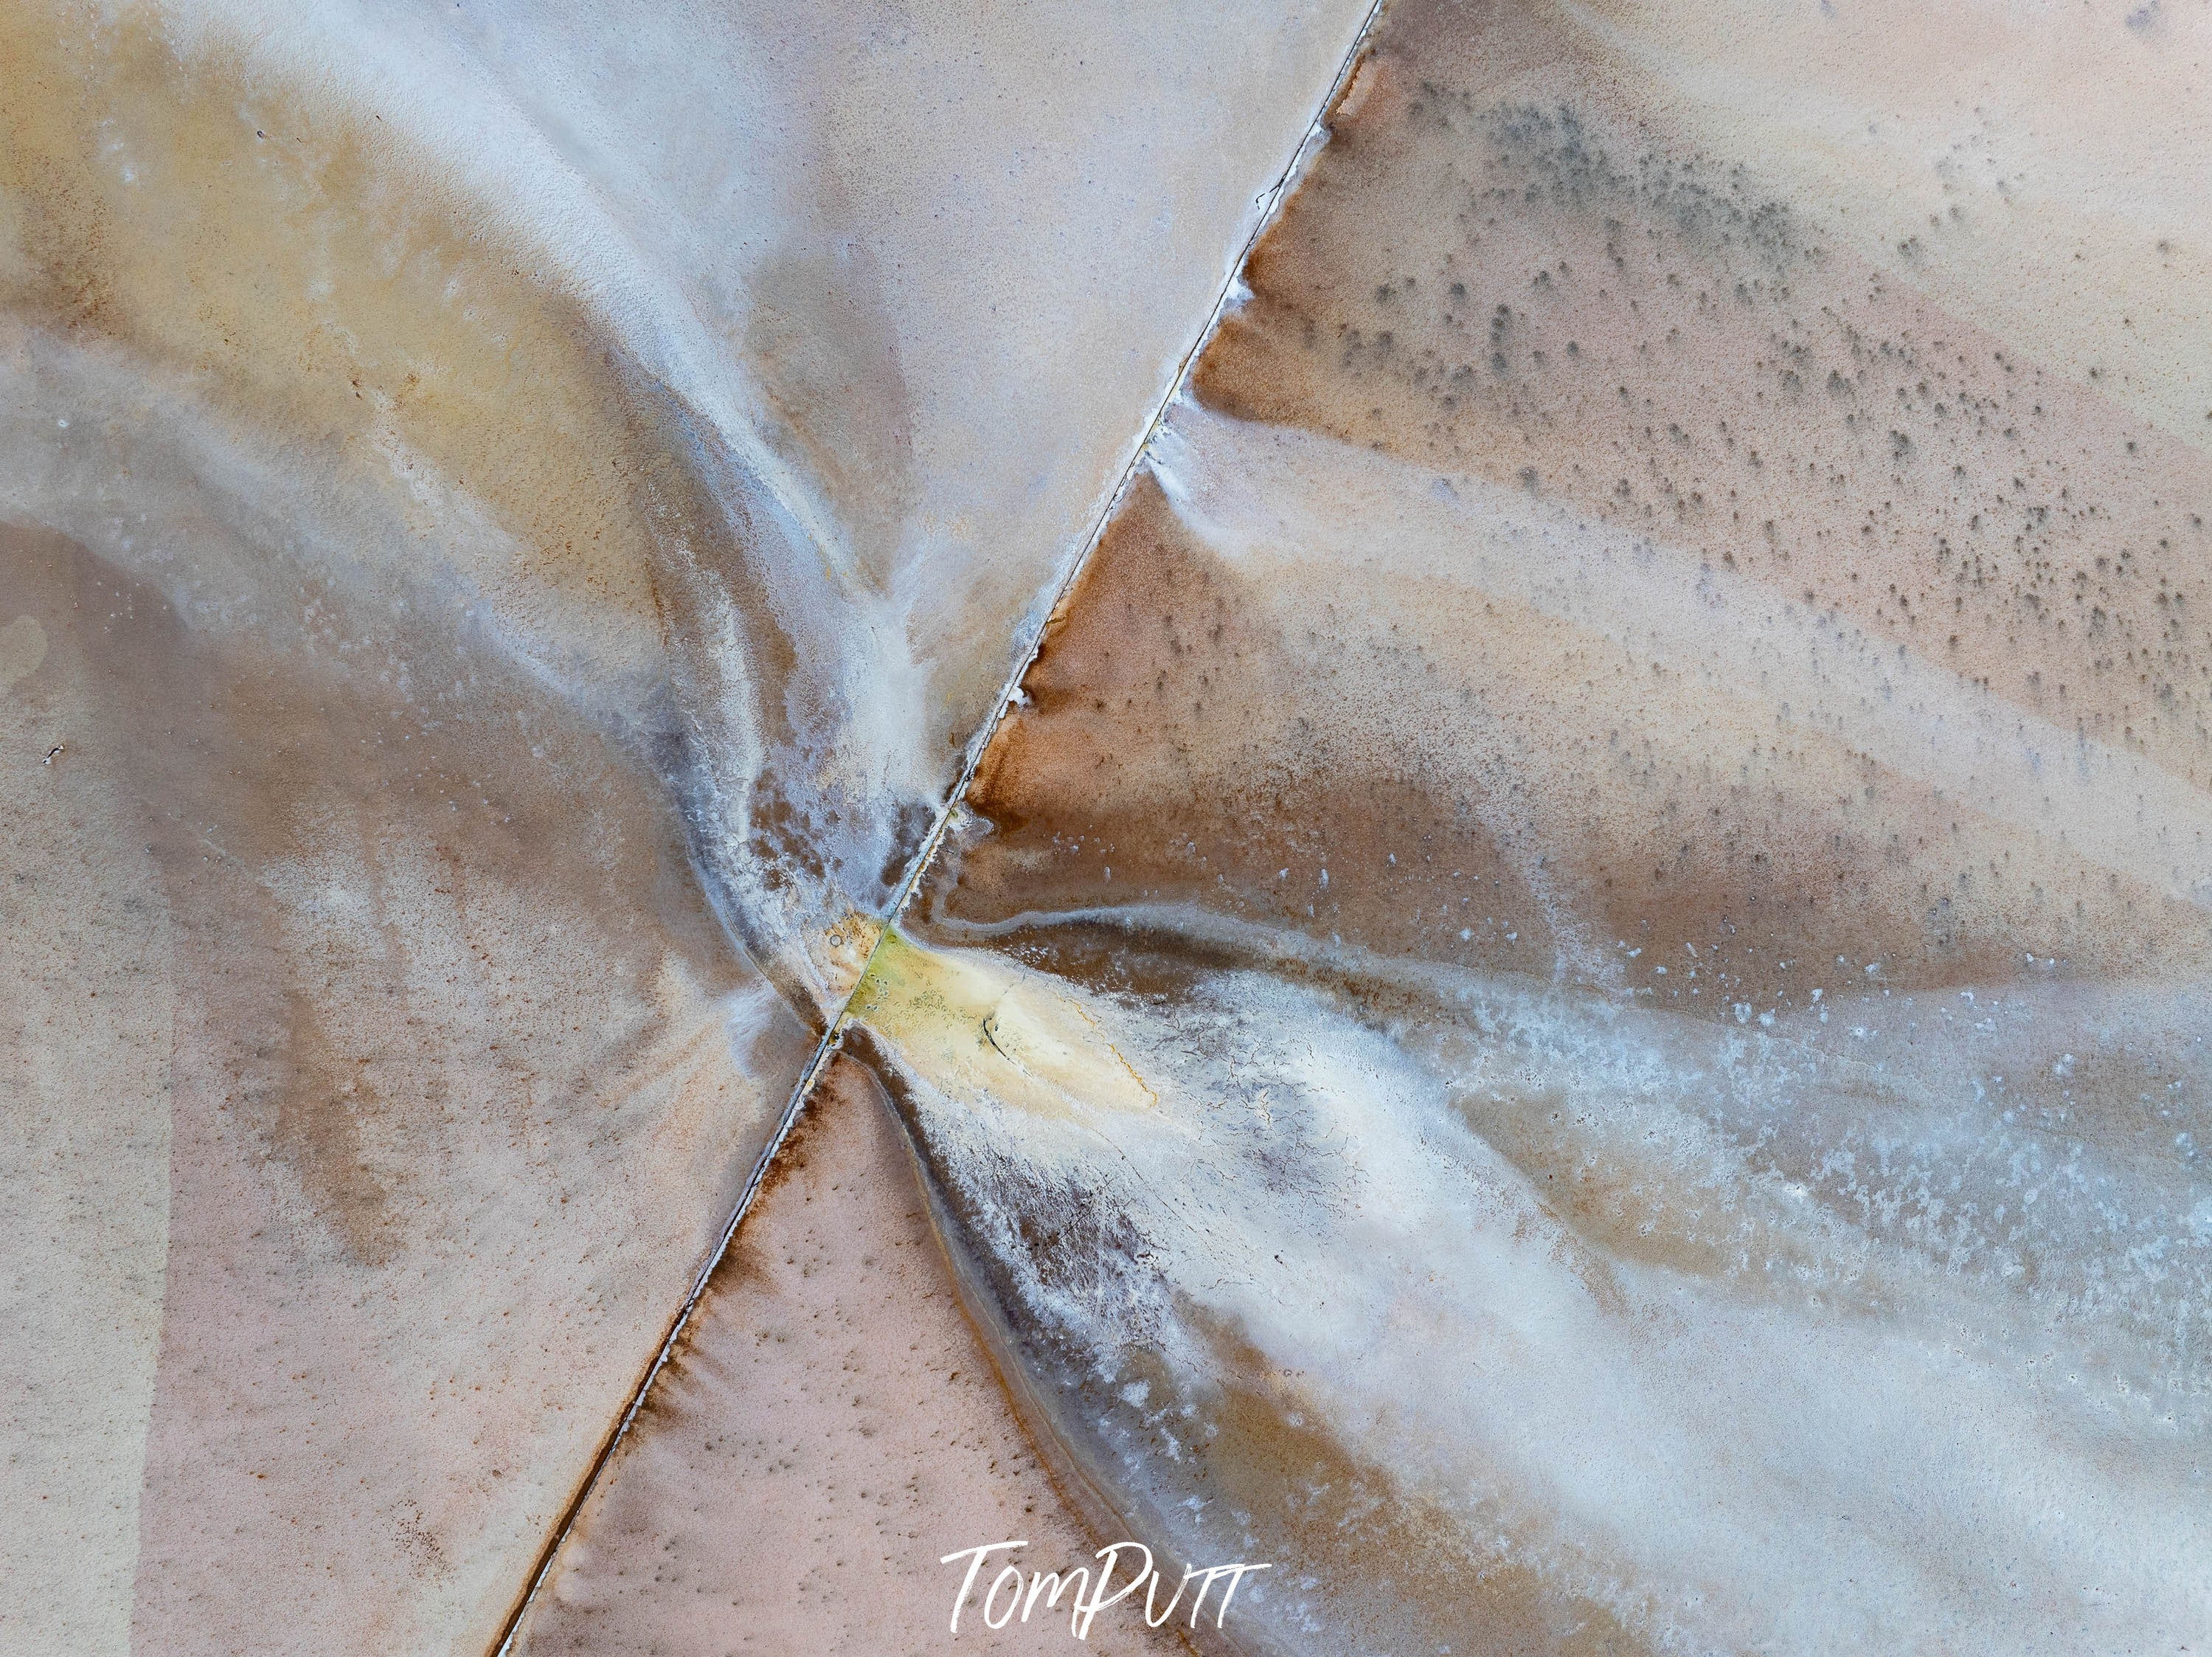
853 930 1157 1119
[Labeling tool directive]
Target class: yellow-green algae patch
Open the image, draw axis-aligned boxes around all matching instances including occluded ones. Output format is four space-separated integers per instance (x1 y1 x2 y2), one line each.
850 930 1157 1121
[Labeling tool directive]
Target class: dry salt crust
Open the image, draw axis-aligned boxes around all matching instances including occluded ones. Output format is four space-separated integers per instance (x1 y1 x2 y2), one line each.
7 0 2209 1651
